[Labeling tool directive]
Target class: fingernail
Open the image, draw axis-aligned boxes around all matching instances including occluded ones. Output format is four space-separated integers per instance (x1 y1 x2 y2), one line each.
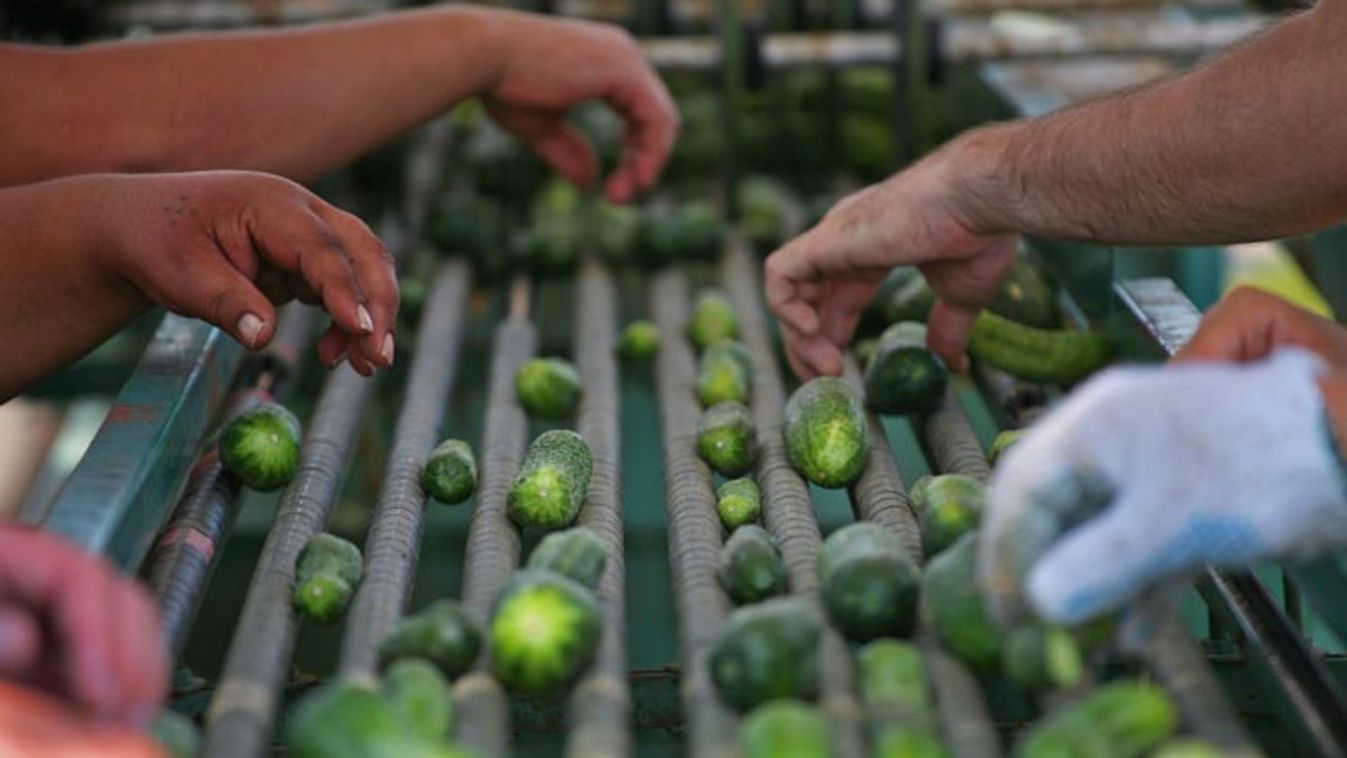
381 334 395 364
238 313 264 348
357 304 374 334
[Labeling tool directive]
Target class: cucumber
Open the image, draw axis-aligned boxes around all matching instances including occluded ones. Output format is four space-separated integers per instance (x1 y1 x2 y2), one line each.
741 699 830 758
689 290 740 350
285 683 401 758
294 533 362 625
516 220 581 277
738 175 792 249
149 710 200 758
617 320 661 363
507 430 594 530
1017 681 1178 758
379 600 482 680
864 322 948 416
422 439 477 506
427 195 503 261
382 658 453 742
718 525 788 605
989 429 1028 465
526 526 608 590
697 401 758 478
534 178 584 220
636 203 683 268
570 103 622 172
818 523 919 641
594 202 641 265
679 202 726 261
1151 739 1225 758
219 402 302 492
910 474 986 557
718 477 763 531
859 268 918 336
857 639 931 724
874 728 948 758
515 358 581 420
968 312 1111 384
854 338 878 370
784 377 868 488
490 570 602 693
698 339 753 407
991 258 1060 329
1002 623 1084 692
920 532 1000 671
884 274 936 326
710 597 822 711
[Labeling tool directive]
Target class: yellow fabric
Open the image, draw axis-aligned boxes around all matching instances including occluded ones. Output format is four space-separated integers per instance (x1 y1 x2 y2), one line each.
1222 242 1333 318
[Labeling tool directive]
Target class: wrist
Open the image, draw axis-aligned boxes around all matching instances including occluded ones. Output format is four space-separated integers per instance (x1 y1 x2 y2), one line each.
938 122 1027 237
442 5 523 95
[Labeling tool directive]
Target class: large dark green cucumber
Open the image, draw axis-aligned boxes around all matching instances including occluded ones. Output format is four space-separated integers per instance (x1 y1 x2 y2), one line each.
864 321 948 416
422 439 477 506
526 526 609 590
507 430 593 530
490 570 601 693
718 525 788 605
741 699 830 758
219 402 302 492
710 597 822 711
697 401 758 478
784 377 868 488
920 532 1000 671
969 312 1111 384
990 257 1060 329
294 533 362 625
689 290 740 351
379 599 482 680
717 477 763 531
818 523 919 642
515 358 581 420
698 339 753 407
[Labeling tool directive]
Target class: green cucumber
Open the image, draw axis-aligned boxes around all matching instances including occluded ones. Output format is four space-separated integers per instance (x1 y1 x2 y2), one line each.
989 429 1028 465
784 377 868 488
1151 739 1226 758
515 358 581 420
526 526 609 590
864 322 948 416
885 274 936 326
920 532 1000 671
818 523 919 642
990 258 1060 329
741 699 830 758
490 570 601 693
220 402 302 492
710 597 822 711
857 639 931 725
379 600 482 680
738 175 792 250
1002 623 1084 692
149 710 200 758
534 178 584 221
636 203 683 268
422 439 477 505
285 683 402 758
874 728 947 758
718 525 788 605
294 533 362 625
698 339 753 407
910 474 986 557
969 312 1111 384
689 290 740 350
860 268 918 336
718 477 763 531
508 430 593 530
594 202 641 266
427 195 503 261
854 338 878 370
382 658 453 742
697 401 758 478
1017 681 1178 758
679 202 726 261
516 220 581 277
618 320 661 363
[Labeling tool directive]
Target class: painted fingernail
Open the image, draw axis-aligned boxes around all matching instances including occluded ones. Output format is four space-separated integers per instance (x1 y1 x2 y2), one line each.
357 304 374 334
238 313 264 348
381 334 395 364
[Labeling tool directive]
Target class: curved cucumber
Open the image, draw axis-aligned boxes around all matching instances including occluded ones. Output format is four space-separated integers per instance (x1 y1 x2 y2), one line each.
379 600 482 680
526 526 609 590
864 321 948 416
422 439 477 505
294 533 362 625
490 570 601 693
515 358 581 420
697 401 758 478
698 339 753 407
784 377 868 488
718 525 788 605
818 523 919 642
508 430 593 530
718 477 763 531
741 699 830 758
710 597 822 711
969 312 1111 384
220 402 302 492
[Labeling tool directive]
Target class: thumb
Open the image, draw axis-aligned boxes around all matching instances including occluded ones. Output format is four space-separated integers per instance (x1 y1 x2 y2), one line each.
926 300 977 372
172 256 278 350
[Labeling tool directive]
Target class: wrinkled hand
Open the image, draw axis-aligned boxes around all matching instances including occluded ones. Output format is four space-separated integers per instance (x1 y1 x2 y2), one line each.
100 171 398 375
1175 285 1347 367
480 12 678 203
764 149 1018 379
0 525 167 725
980 349 1347 627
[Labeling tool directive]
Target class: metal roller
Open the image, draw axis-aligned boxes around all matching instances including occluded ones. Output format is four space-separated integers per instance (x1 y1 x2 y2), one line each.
922 384 992 483
566 256 633 758
651 267 739 758
920 636 1004 757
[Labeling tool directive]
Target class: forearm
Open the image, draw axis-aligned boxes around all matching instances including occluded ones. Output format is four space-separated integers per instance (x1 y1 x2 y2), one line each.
951 0 1347 245
0 179 146 399
0 6 504 186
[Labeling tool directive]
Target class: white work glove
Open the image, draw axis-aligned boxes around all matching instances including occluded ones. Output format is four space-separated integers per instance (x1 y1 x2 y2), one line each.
980 347 1347 626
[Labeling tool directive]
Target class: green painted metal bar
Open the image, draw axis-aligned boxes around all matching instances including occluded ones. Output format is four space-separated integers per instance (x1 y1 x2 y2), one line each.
38 315 244 571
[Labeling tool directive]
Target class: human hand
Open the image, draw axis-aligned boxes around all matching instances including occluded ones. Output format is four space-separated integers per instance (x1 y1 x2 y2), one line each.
477 11 678 203
979 348 1347 627
97 171 398 375
0 525 167 726
1175 285 1347 367
764 139 1019 379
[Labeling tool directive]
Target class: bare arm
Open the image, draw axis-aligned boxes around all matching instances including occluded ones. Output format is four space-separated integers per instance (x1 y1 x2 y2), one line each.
766 0 1347 377
0 7 676 199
